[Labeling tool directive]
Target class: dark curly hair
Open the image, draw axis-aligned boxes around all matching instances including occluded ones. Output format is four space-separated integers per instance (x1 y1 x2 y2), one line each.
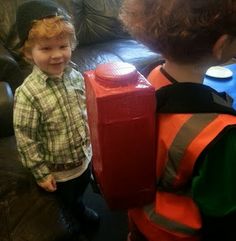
120 0 236 64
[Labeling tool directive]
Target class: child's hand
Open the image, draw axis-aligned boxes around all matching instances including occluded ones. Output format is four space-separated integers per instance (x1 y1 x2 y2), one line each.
37 174 57 192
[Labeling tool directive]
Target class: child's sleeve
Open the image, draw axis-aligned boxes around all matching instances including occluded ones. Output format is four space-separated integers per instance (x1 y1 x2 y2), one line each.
13 88 50 181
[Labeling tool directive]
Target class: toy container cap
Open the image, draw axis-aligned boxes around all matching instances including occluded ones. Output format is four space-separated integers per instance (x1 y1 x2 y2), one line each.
95 62 138 87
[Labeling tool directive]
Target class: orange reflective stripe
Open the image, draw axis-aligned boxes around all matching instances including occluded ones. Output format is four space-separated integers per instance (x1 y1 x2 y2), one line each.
143 192 201 235
159 113 218 187
156 114 192 179
157 113 236 188
144 204 198 235
174 114 236 186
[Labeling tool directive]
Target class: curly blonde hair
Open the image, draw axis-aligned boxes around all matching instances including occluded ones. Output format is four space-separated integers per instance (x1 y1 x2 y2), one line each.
120 0 236 64
21 16 76 58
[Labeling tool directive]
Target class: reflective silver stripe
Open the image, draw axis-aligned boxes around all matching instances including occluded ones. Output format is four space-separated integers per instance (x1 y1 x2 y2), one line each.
143 203 200 235
160 113 218 187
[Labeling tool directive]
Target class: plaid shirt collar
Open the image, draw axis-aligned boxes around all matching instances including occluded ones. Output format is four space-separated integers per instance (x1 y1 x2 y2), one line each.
32 64 73 85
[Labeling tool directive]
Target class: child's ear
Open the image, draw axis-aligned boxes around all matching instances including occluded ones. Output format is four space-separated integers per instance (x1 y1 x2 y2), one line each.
24 50 33 61
212 34 229 61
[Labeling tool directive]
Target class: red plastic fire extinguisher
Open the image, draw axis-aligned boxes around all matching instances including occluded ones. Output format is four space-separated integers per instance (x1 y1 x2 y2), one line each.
84 62 156 209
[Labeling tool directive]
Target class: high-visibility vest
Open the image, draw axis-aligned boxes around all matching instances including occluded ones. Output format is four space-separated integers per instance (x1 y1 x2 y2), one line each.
129 66 236 241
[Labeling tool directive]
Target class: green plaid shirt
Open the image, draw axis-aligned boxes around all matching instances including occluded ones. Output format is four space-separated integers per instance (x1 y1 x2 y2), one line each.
13 65 91 181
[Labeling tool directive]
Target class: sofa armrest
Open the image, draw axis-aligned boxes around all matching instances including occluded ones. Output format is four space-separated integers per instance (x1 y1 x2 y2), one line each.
0 43 24 93
0 82 14 137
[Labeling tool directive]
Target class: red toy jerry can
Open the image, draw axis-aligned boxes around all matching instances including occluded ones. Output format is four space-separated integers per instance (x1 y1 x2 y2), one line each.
84 62 156 209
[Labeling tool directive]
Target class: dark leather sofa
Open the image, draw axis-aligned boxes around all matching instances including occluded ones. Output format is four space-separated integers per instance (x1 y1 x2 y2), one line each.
0 0 163 240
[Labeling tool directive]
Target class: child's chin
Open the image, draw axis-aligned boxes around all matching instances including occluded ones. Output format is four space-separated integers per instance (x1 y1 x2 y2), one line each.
47 72 63 78
47 69 64 77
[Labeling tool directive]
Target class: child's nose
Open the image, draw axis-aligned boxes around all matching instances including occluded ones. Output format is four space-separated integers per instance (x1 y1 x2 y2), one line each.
51 49 63 58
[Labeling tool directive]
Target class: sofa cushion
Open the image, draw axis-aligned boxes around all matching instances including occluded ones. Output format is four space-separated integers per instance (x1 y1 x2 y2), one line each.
72 39 163 76
71 0 129 45
0 1 18 44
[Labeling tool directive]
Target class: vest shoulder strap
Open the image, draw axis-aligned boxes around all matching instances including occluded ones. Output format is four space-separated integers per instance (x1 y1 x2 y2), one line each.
156 82 236 115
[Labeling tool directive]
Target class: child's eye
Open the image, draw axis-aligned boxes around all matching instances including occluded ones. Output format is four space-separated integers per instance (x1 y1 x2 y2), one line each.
40 47 50 51
60 45 69 49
